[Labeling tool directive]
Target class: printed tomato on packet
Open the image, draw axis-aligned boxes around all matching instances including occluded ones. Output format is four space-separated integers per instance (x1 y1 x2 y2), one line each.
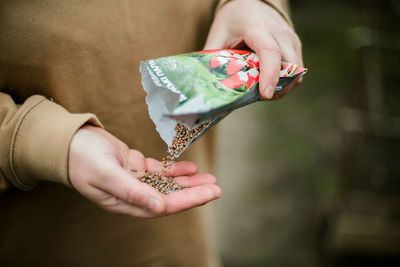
140 49 307 156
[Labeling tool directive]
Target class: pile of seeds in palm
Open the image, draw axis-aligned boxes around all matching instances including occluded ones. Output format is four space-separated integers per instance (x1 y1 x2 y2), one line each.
132 170 184 195
135 121 210 195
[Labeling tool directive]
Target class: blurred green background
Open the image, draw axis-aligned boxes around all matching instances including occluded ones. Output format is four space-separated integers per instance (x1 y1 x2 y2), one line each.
214 0 400 266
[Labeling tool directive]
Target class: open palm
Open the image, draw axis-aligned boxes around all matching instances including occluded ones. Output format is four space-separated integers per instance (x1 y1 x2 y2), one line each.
68 125 221 218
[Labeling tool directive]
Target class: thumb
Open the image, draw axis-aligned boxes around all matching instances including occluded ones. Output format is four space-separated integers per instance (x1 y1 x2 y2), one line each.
245 33 281 99
97 164 166 214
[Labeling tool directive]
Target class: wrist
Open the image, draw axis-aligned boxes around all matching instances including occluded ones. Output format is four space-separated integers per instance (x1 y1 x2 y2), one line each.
8 97 102 190
217 0 293 28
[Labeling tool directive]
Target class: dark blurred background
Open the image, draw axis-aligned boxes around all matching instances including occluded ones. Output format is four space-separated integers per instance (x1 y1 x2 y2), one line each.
214 0 400 266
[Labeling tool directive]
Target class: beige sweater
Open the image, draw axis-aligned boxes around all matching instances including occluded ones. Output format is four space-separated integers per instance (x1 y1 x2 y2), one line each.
0 0 290 265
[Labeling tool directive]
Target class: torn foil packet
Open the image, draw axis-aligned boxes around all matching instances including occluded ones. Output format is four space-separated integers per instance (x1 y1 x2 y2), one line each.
140 49 307 157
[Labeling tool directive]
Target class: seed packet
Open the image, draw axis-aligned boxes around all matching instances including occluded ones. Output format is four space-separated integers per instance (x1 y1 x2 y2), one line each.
140 49 307 157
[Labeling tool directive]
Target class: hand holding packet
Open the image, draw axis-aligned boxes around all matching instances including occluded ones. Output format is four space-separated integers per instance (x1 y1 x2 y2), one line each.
140 49 307 157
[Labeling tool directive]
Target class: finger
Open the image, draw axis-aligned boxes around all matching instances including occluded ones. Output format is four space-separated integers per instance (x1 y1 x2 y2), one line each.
95 164 165 215
127 149 146 171
145 158 198 176
245 33 281 100
273 34 304 100
173 173 217 188
271 40 302 100
164 184 221 214
293 34 304 67
293 39 305 84
277 38 300 66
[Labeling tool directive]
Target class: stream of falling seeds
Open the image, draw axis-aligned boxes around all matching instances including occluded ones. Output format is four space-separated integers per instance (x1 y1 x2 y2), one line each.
135 121 210 195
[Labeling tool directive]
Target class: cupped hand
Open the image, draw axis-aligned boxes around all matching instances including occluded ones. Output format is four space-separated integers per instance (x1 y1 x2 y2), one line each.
204 0 303 100
68 125 221 218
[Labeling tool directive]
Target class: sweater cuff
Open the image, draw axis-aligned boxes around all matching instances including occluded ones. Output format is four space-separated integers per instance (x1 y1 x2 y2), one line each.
217 0 293 28
9 97 102 190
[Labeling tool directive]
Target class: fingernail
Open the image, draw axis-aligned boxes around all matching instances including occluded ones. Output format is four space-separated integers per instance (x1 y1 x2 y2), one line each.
264 85 275 99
